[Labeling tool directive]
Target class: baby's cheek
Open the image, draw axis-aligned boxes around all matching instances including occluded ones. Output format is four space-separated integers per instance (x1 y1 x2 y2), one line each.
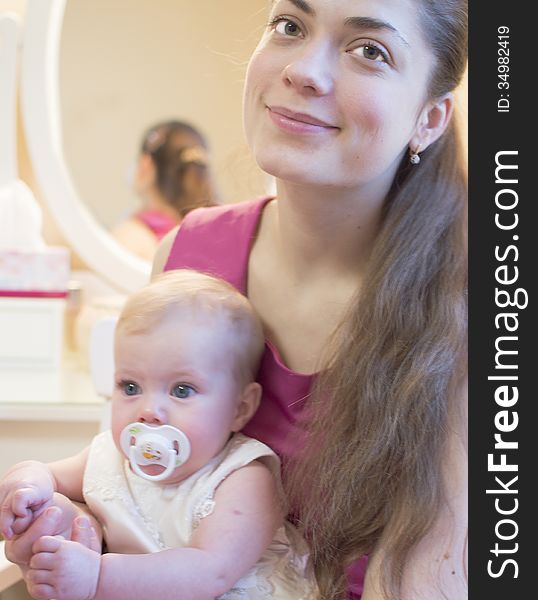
185 423 212 446
187 421 226 454
110 418 129 457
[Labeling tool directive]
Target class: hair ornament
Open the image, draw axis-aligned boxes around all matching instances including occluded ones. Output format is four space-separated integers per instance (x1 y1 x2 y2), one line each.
145 128 167 154
179 146 208 166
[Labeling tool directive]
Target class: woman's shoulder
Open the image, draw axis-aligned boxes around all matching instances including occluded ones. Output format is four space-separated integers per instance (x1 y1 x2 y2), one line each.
152 197 273 285
179 196 271 231
152 225 180 277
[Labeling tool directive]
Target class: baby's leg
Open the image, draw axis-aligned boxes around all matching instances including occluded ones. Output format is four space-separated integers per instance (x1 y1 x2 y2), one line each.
3 494 101 568
49 493 102 544
27 535 101 600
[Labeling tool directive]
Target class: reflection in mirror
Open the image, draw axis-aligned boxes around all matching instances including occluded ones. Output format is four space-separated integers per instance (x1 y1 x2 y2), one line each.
109 119 221 261
21 0 151 293
59 0 269 239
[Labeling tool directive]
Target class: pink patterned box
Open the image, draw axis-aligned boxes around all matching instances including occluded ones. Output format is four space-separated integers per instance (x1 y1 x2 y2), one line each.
0 247 70 297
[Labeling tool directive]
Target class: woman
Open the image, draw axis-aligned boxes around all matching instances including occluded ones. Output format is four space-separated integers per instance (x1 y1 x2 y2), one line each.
153 1 468 598
6 1 467 598
110 120 219 260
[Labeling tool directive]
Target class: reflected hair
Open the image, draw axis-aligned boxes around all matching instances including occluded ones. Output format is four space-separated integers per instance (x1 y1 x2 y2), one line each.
141 120 218 216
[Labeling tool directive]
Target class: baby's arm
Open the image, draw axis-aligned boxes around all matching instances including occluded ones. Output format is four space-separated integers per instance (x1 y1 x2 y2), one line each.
0 447 89 539
27 460 282 600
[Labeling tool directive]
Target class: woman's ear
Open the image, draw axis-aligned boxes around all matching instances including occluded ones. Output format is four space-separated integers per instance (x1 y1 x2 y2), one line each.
410 92 455 153
231 382 262 432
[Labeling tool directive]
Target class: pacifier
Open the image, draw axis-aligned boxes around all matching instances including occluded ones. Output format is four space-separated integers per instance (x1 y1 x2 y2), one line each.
119 423 191 482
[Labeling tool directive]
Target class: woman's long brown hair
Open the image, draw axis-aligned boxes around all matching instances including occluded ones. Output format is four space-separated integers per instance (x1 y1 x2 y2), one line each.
285 2 468 598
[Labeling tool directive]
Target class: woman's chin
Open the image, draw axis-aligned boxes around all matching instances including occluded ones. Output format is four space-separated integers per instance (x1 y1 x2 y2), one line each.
256 154 316 186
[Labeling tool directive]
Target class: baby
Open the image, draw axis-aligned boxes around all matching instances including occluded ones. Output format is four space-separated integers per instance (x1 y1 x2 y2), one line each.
0 270 316 600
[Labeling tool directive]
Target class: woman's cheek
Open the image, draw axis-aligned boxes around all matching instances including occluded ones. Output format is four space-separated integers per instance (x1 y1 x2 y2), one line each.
341 84 385 133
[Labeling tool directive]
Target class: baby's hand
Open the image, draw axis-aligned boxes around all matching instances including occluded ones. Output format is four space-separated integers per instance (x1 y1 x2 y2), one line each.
0 465 55 539
0 482 54 540
27 535 101 600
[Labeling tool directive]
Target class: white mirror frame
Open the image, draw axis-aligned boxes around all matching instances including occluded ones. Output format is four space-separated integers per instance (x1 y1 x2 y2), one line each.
20 0 150 293
0 13 18 189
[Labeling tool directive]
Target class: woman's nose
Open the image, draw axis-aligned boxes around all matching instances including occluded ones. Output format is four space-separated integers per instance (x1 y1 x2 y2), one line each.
282 42 335 96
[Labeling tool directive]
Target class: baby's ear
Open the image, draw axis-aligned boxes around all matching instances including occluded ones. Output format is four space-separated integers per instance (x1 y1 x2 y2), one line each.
231 382 262 432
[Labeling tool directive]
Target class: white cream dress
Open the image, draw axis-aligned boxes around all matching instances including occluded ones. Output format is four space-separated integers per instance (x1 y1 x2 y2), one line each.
83 431 317 599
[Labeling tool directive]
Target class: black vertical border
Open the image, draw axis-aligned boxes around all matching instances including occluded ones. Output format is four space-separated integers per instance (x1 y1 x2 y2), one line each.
469 2 534 598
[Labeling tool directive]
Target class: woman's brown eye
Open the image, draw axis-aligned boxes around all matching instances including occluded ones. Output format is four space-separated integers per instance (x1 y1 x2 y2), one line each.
275 19 301 36
362 45 387 63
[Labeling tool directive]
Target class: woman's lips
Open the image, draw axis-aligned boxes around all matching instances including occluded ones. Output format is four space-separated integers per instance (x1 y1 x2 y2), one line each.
267 106 339 135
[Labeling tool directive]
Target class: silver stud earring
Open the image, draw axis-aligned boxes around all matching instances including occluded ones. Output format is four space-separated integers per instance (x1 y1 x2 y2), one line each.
409 145 421 165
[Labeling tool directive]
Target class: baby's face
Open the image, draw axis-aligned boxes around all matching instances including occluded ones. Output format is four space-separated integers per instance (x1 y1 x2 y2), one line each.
111 310 243 484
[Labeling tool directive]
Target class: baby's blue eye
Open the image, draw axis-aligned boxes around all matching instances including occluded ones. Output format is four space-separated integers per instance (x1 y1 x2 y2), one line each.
123 382 140 396
171 384 195 399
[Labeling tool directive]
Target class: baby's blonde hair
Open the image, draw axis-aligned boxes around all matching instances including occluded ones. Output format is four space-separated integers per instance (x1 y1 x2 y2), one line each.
117 270 265 383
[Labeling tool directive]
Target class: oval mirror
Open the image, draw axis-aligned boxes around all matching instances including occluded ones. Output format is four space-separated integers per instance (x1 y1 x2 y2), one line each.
21 0 267 293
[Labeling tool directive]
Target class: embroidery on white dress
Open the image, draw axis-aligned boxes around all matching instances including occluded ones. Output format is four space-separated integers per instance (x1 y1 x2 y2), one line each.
192 496 216 529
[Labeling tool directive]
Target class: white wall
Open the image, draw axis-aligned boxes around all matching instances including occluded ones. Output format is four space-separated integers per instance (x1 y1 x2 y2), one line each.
0 420 99 481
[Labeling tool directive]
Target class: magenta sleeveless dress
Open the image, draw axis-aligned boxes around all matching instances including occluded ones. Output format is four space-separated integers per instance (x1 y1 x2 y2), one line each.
164 196 366 599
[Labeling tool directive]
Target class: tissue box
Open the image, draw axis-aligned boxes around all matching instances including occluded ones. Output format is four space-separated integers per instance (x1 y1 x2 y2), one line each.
0 247 70 295
0 297 65 368
0 297 65 403
0 248 69 403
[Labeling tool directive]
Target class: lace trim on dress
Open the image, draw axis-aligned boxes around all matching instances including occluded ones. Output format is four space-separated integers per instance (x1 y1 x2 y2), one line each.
192 496 216 529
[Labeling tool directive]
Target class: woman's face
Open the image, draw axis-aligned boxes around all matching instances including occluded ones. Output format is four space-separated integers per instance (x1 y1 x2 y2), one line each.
243 0 435 193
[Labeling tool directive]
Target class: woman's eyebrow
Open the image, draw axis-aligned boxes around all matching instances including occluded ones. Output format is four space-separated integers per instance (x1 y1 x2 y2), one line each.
274 0 315 16
344 16 410 48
